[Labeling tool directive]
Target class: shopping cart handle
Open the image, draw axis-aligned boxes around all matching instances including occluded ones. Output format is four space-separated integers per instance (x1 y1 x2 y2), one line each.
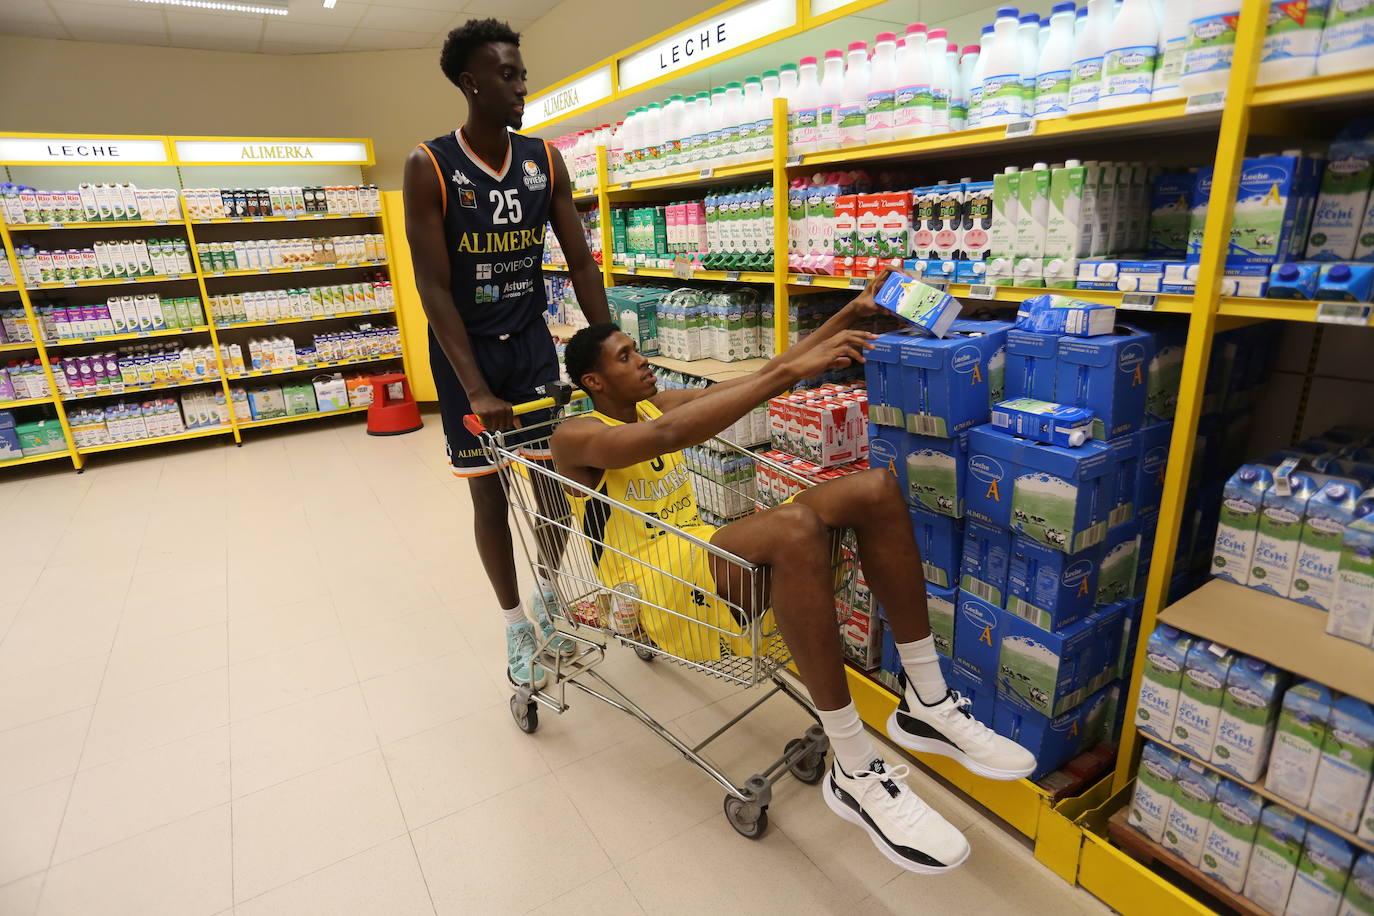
463 382 583 435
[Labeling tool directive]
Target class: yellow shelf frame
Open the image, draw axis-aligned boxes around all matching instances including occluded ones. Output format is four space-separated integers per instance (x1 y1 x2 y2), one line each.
225 353 401 381
45 325 211 347
0 448 74 468
76 425 233 455
5 219 184 231
237 403 369 431
214 308 394 331
201 259 387 280
190 212 380 225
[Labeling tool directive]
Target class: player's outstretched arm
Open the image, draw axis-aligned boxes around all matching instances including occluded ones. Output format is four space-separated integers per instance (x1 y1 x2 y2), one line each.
547 145 611 325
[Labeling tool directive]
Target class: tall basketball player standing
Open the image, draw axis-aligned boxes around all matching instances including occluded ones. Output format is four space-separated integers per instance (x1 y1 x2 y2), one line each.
404 19 611 687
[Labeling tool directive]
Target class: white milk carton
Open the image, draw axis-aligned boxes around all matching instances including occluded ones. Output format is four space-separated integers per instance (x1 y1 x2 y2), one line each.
1341 853 1374 916
1130 741 1182 842
1201 778 1264 893
1307 118 1374 261
1287 824 1356 916
1245 805 1309 914
1293 478 1363 610
1174 640 1236 761
1329 489 1374 646
1136 624 1195 742
1164 760 1221 866
1213 464 1274 586
1251 468 1320 598
1267 680 1336 808
1214 655 1287 783
1310 697 1374 833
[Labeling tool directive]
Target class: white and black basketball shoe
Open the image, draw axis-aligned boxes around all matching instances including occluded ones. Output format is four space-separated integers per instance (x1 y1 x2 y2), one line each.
886 670 1037 780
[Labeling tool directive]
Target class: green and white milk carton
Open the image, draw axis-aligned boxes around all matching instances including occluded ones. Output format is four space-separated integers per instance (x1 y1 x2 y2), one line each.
1329 490 1374 647
1251 468 1320 598
987 167 1021 285
1014 163 1051 288
1244 805 1308 914
1201 777 1264 893
1214 655 1287 783
1045 160 1088 288
1174 640 1237 761
1213 464 1274 586
1293 478 1362 610
1287 823 1356 916
1310 697 1374 833
1164 760 1221 867
1343 853 1374 916
1136 624 1195 742
1267 680 1336 808
1130 740 1182 842
1307 118 1374 262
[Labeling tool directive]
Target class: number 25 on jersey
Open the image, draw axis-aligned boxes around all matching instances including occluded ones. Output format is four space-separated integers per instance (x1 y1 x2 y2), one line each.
490 188 523 225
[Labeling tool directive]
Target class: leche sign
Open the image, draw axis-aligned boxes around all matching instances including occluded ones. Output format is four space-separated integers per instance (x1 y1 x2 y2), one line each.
617 0 796 90
174 140 369 164
524 66 613 131
0 137 169 164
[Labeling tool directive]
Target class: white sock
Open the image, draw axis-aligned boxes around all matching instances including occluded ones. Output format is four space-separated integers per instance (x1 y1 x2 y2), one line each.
816 702 879 775
897 635 949 705
535 569 554 595
502 600 528 627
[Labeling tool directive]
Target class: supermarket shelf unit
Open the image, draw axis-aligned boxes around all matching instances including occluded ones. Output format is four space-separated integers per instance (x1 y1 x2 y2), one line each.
0 133 409 471
538 0 1374 911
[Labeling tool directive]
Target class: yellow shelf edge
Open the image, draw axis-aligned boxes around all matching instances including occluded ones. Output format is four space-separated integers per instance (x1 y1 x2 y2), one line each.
214 308 394 331
1249 68 1374 107
61 375 220 401
0 448 72 468
237 404 368 429
0 341 39 352
5 219 186 231
190 213 380 225
202 259 387 279
0 395 54 409
76 425 232 455
613 264 774 284
607 158 772 193
0 285 18 294
45 326 211 347
226 353 400 381
26 273 194 290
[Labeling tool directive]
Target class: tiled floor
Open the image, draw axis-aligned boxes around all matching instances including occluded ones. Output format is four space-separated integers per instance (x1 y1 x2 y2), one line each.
0 412 1115 915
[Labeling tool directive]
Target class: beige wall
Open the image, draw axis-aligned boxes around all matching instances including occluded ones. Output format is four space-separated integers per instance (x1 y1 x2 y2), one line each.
0 0 718 190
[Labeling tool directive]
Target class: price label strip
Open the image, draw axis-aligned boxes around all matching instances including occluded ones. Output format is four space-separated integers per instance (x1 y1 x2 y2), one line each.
792 274 813 286
672 258 694 280
1316 301 1373 326
699 168 714 179
967 284 996 300
1004 120 1037 139
1185 91 1227 114
725 271 742 281
1119 293 1157 311
848 276 867 290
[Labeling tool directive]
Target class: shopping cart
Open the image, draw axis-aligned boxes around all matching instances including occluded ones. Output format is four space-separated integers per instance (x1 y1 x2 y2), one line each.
464 382 859 839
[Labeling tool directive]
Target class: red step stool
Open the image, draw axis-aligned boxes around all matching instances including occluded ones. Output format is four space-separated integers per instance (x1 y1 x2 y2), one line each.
366 372 423 436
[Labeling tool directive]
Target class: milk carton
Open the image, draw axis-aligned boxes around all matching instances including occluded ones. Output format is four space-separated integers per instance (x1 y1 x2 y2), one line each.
1307 119 1374 261
894 329 1002 436
867 423 914 499
1192 155 1308 275
1293 479 1362 610
864 335 907 429
1148 172 1195 258
1330 491 1374 646
1268 680 1336 808
1342 853 1374 916
1317 262 1374 300
1164 761 1221 866
910 507 962 589
926 584 957 659
1005 329 1061 402
946 663 995 724
960 517 1012 606
948 317 1013 406
1016 294 1117 336
1214 464 1275 586
1086 602 1127 693
1270 261 1324 298
1136 422 1172 517
987 169 1021 286
1135 624 1196 742
1174 641 1236 761
994 682 1112 779
1252 469 1321 597
1214 655 1287 783
905 432 967 518
952 590 1005 687
1047 160 1088 262
1356 194 1374 262
1131 741 1183 842
1310 697 1374 833
1247 806 1309 914
1055 325 1155 440
996 610 1099 715
1202 779 1264 893
990 398 1095 447
1006 535 1103 632
872 273 962 338
1288 824 1356 916
1096 521 1140 606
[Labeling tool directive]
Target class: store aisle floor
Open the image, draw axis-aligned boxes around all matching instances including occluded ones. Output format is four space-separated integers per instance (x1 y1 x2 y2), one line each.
0 415 1114 916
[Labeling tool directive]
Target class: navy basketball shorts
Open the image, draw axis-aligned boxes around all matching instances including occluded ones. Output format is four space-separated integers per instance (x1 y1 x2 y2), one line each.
430 321 559 478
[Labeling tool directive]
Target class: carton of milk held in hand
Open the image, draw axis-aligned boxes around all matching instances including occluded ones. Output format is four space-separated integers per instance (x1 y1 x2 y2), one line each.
873 273 962 338
1015 294 1116 336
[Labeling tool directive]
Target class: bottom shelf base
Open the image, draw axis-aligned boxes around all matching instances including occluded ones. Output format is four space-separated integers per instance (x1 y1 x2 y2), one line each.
1105 807 1266 916
0 449 74 469
237 404 369 430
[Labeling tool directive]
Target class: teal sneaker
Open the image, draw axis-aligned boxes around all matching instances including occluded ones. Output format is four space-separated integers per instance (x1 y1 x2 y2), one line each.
532 587 577 658
506 621 547 688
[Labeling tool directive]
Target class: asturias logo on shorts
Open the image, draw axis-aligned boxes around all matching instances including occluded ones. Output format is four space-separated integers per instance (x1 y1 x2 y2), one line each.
522 159 548 191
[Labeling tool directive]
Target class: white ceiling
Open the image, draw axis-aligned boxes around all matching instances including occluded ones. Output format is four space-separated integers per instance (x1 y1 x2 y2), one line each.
0 0 563 54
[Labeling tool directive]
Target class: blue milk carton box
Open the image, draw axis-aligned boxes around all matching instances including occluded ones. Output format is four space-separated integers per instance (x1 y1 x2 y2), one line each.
1268 262 1322 299
949 317 1013 405
1310 697 1374 834
1342 853 1374 916
1213 655 1287 783
1201 778 1265 893
1164 760 1222 867
1174 640 1237 761
952 590 1005 687
947 663 995 725
1137 508 1160 595
1291 478 1362 611
1267 680 1336 809
925 584 957 659
1135 624 1196 742
965 426 1024 530
1130 741 1183 842
994 682 1112 780
872 271 962 337
1013 438 1116 553
1004 329 1060 402
960 517 1012 606
868 423 915 501
1191 155 1306 275
1316 262 1374 301
996 610 1099 716
1251 469 1321 598
897 330 1001 437
1136 422 1173 516
1213 464 1275 586
905 432 967 518
1107 431 1143 529
0 410 19 461
864 334 908 429
1006 534 1103 632
1287 825 1356 916
877 623 901 694
989 398 1095 448
1016 294 1117 336
1145 324 1186 422
1096 520 1141 606
1244 806 1309 913
910 506 963 589
1085 601 1127 692
1147 172 1195 259
1055 325 1155 440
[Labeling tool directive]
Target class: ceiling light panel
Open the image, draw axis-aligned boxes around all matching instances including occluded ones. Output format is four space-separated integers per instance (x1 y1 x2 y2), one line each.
131 0 289 15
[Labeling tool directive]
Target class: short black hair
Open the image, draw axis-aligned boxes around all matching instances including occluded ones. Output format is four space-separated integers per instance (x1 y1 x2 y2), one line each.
440 18 520 90
564 323 620 391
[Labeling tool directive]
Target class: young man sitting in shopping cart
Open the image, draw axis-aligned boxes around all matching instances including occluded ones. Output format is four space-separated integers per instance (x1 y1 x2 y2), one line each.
551 274 1037 875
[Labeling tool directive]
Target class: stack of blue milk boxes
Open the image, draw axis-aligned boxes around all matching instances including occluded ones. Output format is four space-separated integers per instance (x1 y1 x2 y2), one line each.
867 299 1175 778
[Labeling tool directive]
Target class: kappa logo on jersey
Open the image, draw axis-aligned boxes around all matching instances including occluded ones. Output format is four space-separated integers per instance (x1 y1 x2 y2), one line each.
457 188 477 209
522 159 548 191
451 169 474 188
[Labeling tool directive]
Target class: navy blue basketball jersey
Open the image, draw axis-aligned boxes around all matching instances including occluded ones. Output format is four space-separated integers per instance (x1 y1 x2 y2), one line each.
416 129 555 337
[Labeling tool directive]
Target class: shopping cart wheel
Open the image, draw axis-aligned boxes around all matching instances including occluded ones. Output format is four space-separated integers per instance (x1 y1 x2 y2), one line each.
509 694 539 734
723 796 768 839
633 646 655 662
783 738 827 785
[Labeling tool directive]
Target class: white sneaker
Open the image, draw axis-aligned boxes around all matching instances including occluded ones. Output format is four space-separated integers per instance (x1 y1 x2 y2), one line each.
823 757 970 875
886 671 1036 780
